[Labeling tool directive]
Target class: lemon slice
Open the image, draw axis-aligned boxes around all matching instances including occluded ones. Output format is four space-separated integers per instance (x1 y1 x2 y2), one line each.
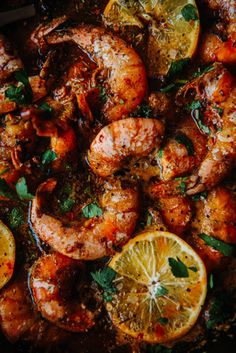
104 0 200 77
0 220 15 289
106 231 207 343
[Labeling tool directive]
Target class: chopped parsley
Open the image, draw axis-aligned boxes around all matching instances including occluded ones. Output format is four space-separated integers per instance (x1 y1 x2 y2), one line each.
156 286 169 297
176 181 187 195
15 177 34 201
9 207 24 229
199 233 235 257
158 317 169 325
5 70 33 105
192 65 214 78
98 85 107 103
192 108 211 135
160 83 176 93
209 273 214 289
168 58 190 78
59 198 75 214
137 103 152 118
192 191 208 201
0 178 17 200
82 202 103 218
91 267 117 302
168 257 189 278
158 148 164 158
38 102 53 113
41 149 57 166
181 4 198 21
175 133 194 156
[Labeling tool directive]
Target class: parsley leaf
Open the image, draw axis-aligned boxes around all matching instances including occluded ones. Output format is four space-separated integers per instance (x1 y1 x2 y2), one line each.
0 178 17 200
41 149 57 166
91 267 117 302
168 58 190 78
82 202 103 218
160 83 176 93
9 207 24 229
199 233 235 257
137 103 152 118
156 286 168 297
38 102 53 113
192 65 214 78
158 148 164 158
192 191 208 201
158 317 169 325
188 266 198 273
98 86 107 104
168 257 189 278
191 108 211 135
209 273 214 289
59 198 75 214
181 4 198 21
146 344 172 353
15 177 34 200
175 133 194 156
186 100 201 110
5 70 33 105
176 181 186 195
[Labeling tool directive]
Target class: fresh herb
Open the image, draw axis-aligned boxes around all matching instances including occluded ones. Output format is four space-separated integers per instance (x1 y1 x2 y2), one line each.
98 85 107 103
158 317 169 325
192 65 214 78
158 148 164 158
0 178 17 200
206 294 232 329
175 133 194 156
168 58 190 78
38 102 53 113
213 106 224 116
160 83 176 93
199 233 235 257
181 4 198 21
84 185 93 197
146 344 172 353
41 149 57 166
91 267 117 302
188 266 198 273
82 202 103 218
15 177 34 201
186 100 201 111
209 273 214 289
192 109 211 135
147 212 153 226
137 103 152 118
0 168 10 176
5 70 32 105
119 98 125 105
59 198 75 214
192 191 208 201
168 257 189 278
9 207 24 229
176 181 186 195
156 286 169 297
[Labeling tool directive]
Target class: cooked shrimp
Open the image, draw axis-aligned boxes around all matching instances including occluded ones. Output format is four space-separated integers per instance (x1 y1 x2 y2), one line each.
190 187 236 270
30 178 139 260
0 35 23 82
88 118 164 178
159 117 207 180
199 0 236 64
176 63 236 194
146 182 192 236
43 25 147 121
29 252 95 332
0 278 37 342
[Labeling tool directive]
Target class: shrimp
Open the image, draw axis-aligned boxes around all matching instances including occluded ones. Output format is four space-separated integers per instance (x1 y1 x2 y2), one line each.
190 187 236 271
42 25 147 121
199 0 236 64
0 35 23 82
146 182 192 236
29 252 95 332
159 117 207 181
176 63 236 194
0 278 38 342
30 178 139 260
88 118 164 178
